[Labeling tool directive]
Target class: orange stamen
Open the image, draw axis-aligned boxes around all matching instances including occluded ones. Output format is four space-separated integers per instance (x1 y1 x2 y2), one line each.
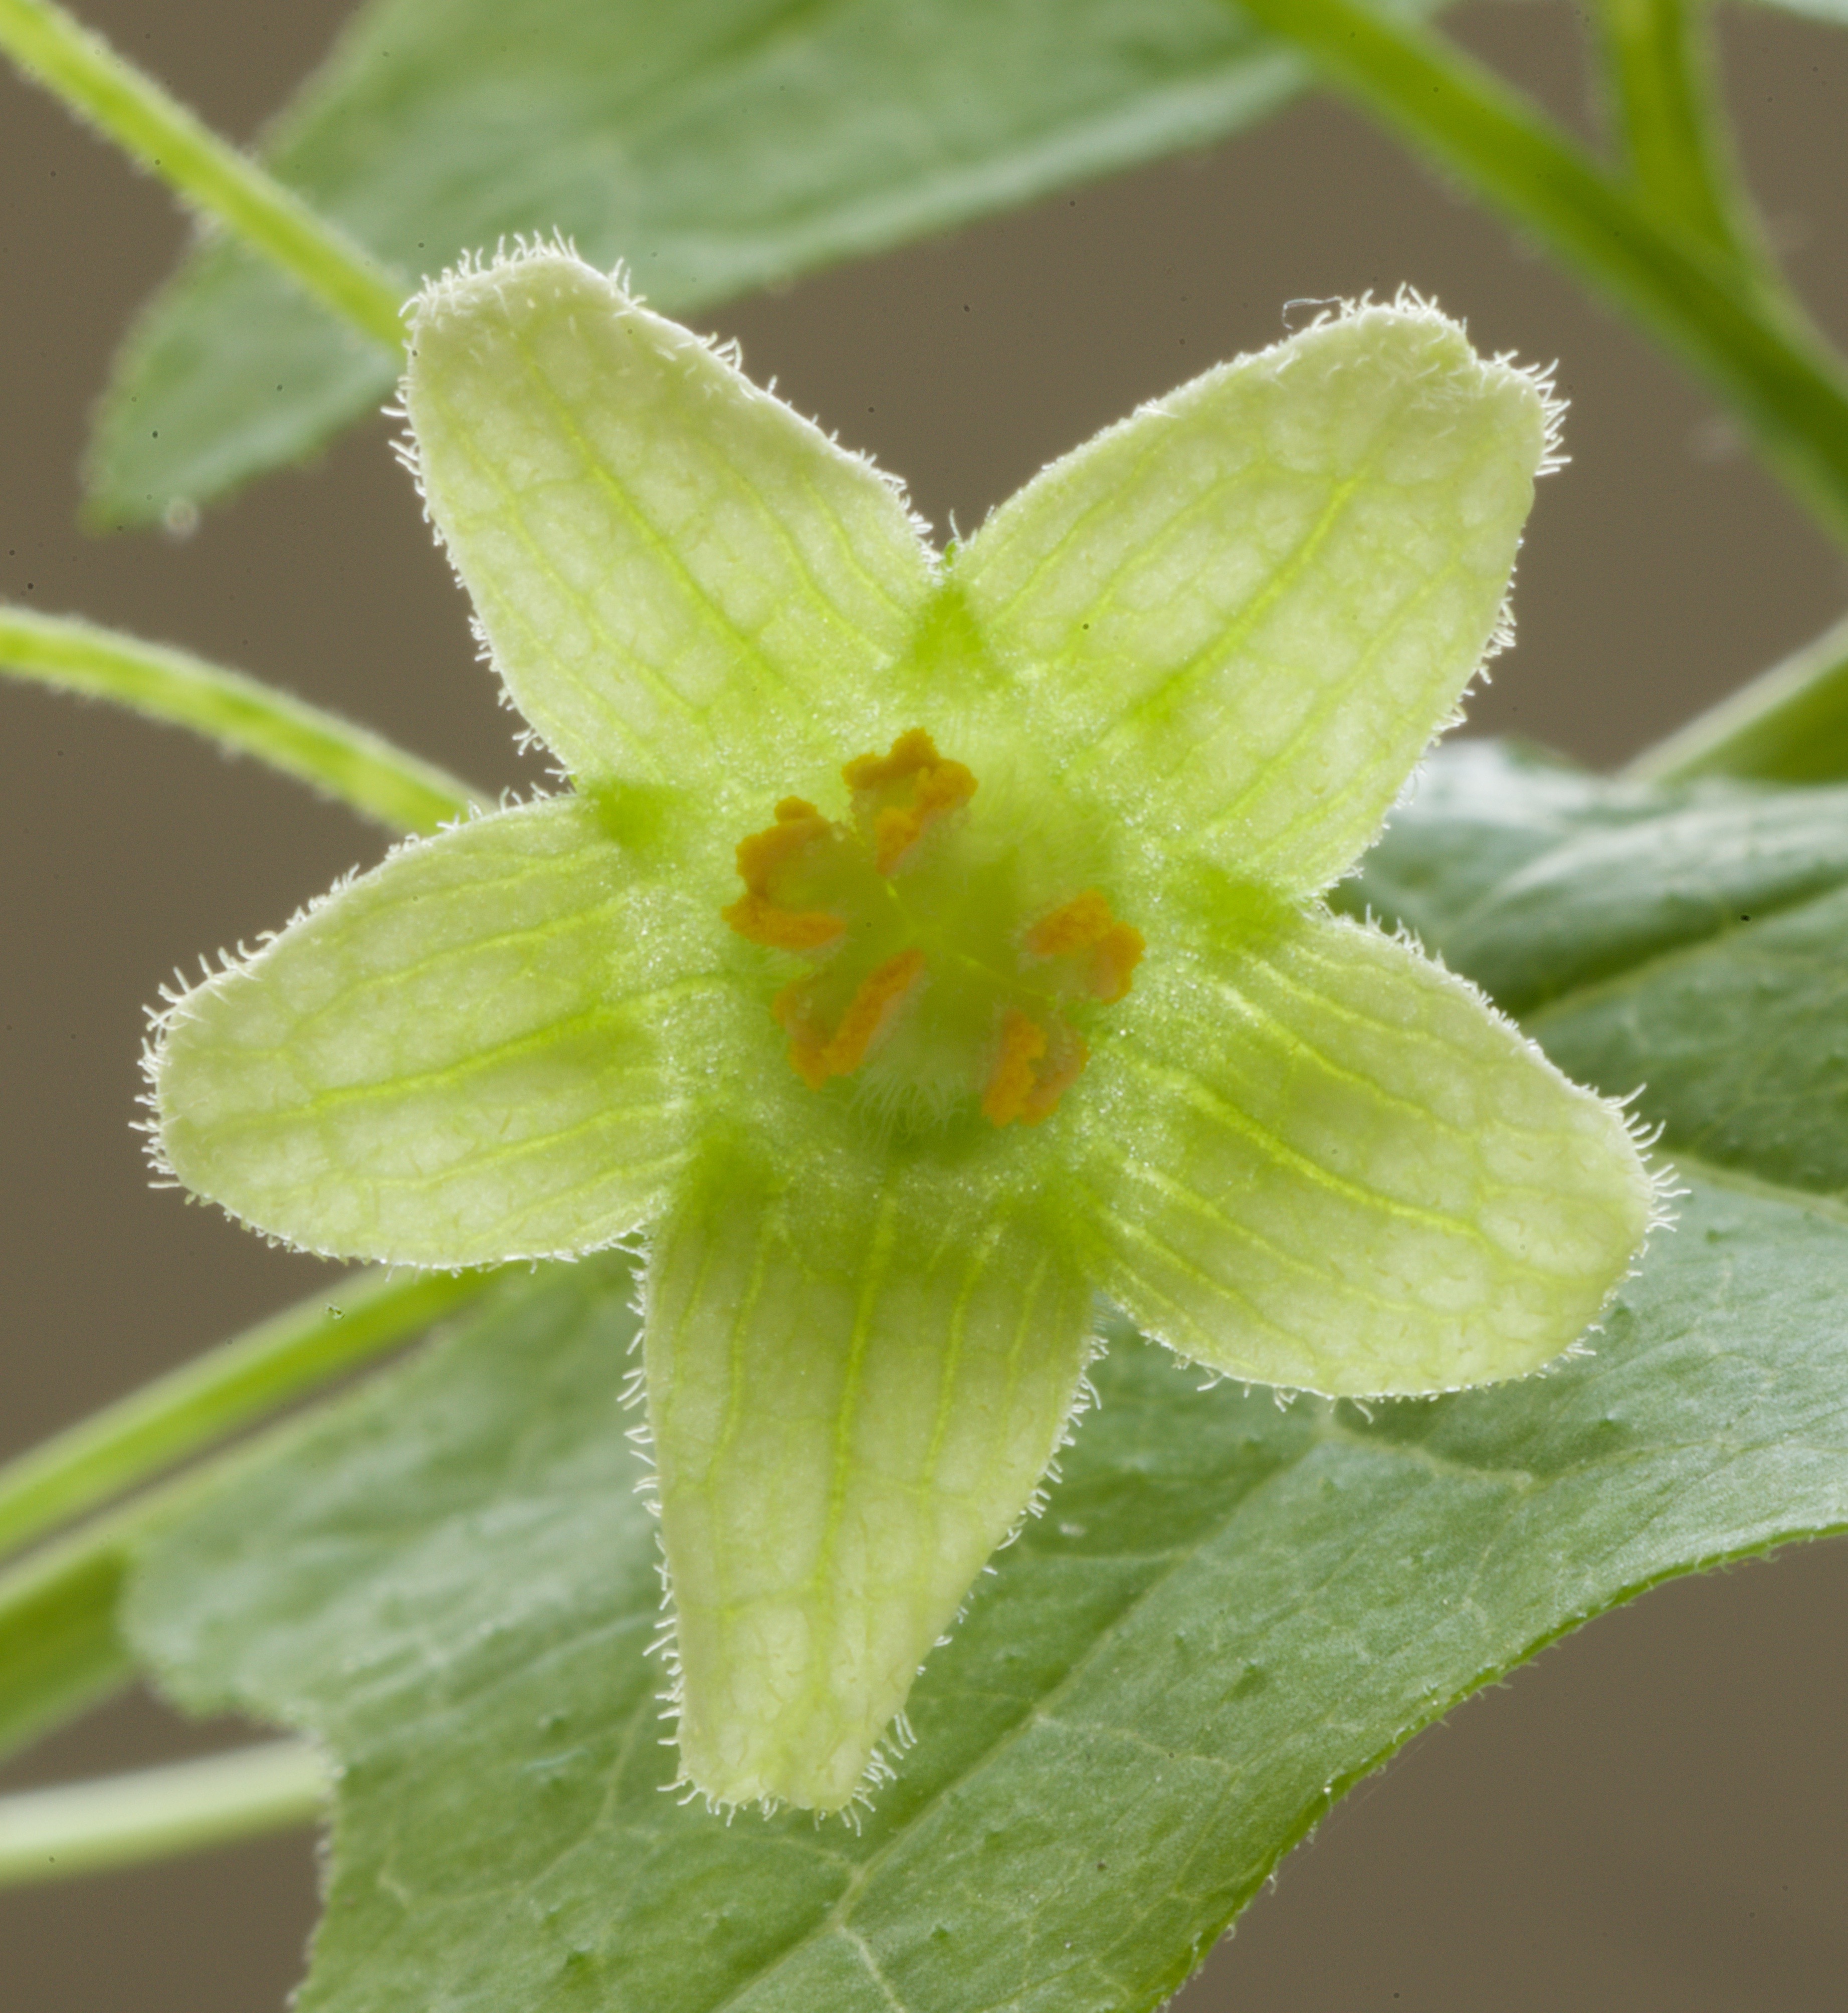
844 728 976 874
722 797 846 950
1019 1026 1087 1123
1025 889 1115 957
983 1010 1091 1127
726 733 1140 1124
840 728 941 793
1087 922 1145 1004
775 949 928 1089
1025 889 1145 1003
982 1010 1048 1126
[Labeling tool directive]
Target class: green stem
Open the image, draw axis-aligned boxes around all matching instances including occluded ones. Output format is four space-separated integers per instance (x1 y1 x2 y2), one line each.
0 1271 510 1767
0 1451 239 1770
0 1268 501 1567
1625 607 1848 783
0 1740 327 1886
0 0 404 348
1233 0 1848 546
0 1520 136 1766
0 606 480 835
1593 0 1754 260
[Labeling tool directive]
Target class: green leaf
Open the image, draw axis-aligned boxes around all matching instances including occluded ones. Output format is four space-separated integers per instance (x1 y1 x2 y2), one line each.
86 0 1444 522
152 796 731 1265
1348 740 1848 1199
405 255 932 804
956 303 1552 896
126 1171 1848 2013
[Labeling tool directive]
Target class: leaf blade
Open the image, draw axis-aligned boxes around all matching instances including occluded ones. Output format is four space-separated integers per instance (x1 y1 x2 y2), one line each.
125 1166 1848 2012
86 0 1440 520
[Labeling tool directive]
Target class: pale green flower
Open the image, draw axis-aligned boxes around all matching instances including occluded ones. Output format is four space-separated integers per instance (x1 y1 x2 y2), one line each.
149 248 1653 1814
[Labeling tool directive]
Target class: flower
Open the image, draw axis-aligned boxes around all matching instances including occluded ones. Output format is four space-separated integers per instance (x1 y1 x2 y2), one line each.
149 248 1654 1814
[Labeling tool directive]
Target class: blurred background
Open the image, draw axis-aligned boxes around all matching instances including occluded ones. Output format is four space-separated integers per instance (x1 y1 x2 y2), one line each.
2 2 1844 2006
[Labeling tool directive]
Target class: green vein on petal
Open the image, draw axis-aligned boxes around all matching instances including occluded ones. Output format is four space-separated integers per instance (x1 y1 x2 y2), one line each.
954 299 1552 894
1065 899 1654 1394
152 797 721 1266
645 1144 1096 1811
404 250 936 809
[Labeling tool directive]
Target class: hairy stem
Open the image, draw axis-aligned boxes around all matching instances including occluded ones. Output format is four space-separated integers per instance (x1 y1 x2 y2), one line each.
0 1740 327 1886
0 607 480 834
0 1268 503 1567
1234 0 1848 546
1626 607 1848 783
0 0 403 348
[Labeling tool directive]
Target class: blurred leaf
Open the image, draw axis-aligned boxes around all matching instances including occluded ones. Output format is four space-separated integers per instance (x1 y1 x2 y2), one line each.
1350 740 1848 1198
129 1157 1848 2010
1742 1 1848 22
88 0 1455 523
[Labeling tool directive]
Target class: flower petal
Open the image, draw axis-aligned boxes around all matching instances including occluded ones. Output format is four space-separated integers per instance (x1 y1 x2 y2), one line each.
645 1148 1095 1811
1065 901 1653 1394
954 301 1551 894
404 247 935 804
152 798 722 1266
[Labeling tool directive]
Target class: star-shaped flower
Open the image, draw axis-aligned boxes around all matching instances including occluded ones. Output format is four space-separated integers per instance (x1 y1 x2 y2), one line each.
150 248 1653 1814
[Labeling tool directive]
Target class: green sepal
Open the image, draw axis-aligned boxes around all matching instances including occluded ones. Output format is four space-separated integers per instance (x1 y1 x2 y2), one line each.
955 300 1552 895
1064 897 1655 1394
152 796 723 1266
645 1144 1096 1811
404 250 934 808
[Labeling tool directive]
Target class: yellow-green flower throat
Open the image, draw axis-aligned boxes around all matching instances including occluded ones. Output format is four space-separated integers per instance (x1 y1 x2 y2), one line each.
724 728 1143 1125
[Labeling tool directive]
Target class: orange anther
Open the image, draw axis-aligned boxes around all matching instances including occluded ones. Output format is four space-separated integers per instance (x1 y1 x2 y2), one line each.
825 948 928 1077
1025 890 1144 1003
1025 890 1115 958
773 982 835 1090
1087 921 1145 1005
844 728 976 874
728 732 1137 1123
982 1010 1048 1127
775 949 927 1089
723 796 845 950
1019 1027 1087 1123
722 894 845 952
983 1009 1090 1126
841 727 941 792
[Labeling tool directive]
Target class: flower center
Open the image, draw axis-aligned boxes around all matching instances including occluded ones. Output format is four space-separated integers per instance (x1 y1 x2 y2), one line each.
722 729 1143 1126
